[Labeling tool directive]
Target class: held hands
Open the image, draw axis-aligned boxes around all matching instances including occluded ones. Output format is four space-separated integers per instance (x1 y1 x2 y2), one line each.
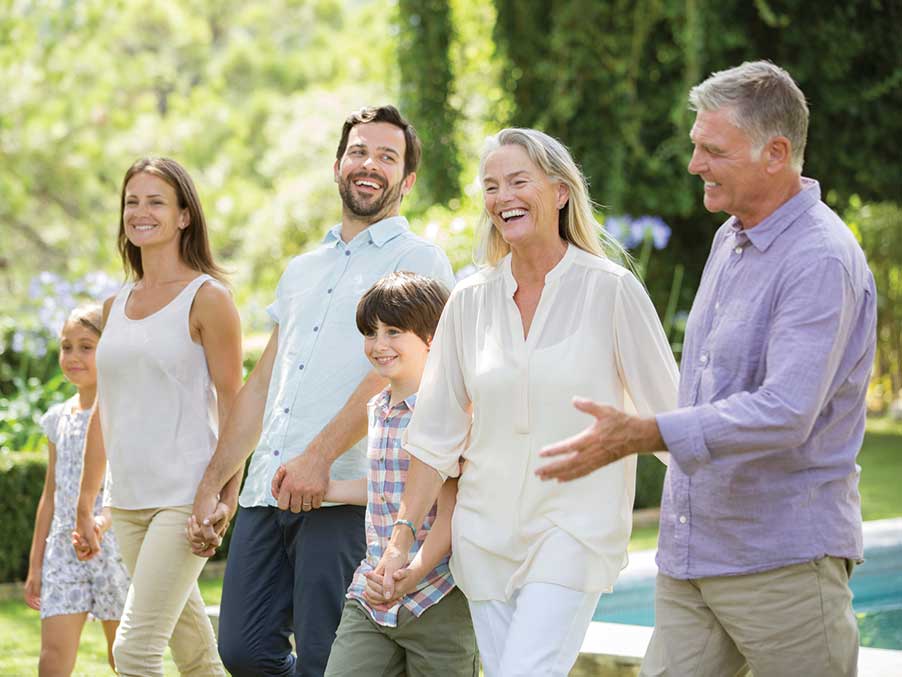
536 397 661 481
188 487 236 558
72 510 102 561
363 564 420 608
270 452 330 513
364 543 411 608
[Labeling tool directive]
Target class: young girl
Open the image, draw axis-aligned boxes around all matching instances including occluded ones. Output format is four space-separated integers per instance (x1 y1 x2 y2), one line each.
24 304 130 675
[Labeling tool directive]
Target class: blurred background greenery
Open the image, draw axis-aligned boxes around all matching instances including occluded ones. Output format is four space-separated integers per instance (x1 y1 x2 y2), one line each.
1 0 902 577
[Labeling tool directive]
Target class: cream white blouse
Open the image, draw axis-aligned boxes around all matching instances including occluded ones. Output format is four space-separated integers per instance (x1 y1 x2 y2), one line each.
404 245 678 601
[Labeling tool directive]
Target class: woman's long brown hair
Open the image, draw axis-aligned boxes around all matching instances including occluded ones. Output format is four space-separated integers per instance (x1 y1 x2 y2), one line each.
117 157 226 282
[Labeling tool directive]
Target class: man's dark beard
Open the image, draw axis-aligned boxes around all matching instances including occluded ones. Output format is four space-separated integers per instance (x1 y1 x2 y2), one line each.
338 172 403 219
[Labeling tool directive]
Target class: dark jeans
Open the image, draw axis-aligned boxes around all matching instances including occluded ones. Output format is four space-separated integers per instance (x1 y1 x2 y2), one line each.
218 504 366 677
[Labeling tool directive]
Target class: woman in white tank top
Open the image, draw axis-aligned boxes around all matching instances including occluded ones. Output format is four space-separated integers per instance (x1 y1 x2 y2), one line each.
73 157 242 677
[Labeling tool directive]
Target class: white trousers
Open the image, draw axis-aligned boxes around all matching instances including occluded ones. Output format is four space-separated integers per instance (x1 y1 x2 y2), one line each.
468 582 601 677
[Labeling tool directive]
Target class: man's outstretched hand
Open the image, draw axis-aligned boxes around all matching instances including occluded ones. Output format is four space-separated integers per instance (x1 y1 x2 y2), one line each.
536 397 664 481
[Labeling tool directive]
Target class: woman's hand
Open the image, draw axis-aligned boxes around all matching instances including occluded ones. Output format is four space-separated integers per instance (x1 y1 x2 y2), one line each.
363 564 422 608
365 543 410 607
186 497 235 558
23 569 41 610
73 509 101 561
94 508 113 535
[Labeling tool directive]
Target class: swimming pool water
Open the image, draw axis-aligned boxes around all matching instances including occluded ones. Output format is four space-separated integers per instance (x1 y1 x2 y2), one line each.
594 518 902 650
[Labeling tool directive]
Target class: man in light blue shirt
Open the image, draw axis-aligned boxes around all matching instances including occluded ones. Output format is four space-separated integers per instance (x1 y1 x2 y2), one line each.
190 105 455 677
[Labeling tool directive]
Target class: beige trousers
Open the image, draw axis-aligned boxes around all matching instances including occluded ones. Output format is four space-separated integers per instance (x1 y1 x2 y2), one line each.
640 557 859 677
110 505 225 677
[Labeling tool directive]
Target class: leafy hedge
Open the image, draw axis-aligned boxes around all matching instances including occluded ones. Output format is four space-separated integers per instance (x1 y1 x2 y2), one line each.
0 453 48 583
0 450 667 584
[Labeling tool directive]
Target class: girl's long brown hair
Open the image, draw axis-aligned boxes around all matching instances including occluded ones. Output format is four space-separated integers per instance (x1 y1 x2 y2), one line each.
117 157 226 282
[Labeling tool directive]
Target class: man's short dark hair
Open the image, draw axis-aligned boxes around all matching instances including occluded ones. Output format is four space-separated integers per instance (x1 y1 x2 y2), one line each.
356 272 450 344
336 105 422 177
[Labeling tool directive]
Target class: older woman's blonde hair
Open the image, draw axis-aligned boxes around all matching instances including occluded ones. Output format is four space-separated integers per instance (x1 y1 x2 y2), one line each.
475 128 627 267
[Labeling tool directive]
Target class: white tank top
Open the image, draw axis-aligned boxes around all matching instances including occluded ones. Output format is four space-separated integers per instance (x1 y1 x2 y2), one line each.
97 274 219 509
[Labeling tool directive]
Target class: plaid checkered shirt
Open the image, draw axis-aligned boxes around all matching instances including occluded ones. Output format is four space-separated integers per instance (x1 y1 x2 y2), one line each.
346 388 456 627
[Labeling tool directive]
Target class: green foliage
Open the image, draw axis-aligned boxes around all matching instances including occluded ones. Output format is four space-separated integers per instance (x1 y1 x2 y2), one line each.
0 453 47 583
0 0 399 331
398 0 462 208
634 454 667 510
846 200 902 408
490 0 902 301
0 373 73 454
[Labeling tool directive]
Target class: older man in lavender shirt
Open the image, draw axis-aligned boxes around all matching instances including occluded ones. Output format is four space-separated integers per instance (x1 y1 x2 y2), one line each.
537 61 875 676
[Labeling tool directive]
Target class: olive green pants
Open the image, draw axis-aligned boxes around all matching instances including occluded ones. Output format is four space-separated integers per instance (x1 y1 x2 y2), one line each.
324 588 479 677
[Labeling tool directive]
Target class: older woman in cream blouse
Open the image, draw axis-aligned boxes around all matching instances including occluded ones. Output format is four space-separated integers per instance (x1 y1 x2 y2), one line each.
370 128 678 677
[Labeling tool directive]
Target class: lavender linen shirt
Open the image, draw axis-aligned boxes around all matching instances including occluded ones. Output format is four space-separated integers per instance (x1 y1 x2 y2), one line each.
655 179 876 579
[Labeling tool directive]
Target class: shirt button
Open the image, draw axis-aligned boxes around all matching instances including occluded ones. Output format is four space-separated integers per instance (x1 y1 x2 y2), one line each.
273 450 280 456
299 364 304 370
734 245 742 255
699 354 708 365
283 408 289 414
313 326 319 332
327 288 333 294
679 515 687 524
345 250 351 257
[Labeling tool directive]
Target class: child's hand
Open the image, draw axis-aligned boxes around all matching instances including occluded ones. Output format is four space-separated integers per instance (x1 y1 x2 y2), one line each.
23 570 41 611
270 465 287 499
71 529 99 561
363 565 421 608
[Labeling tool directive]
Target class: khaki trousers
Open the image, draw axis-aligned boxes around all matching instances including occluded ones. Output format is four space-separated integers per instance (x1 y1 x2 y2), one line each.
640 557 859 677
111 505 225 677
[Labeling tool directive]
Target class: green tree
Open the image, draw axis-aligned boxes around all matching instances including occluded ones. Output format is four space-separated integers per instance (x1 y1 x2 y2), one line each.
489 0 902 302
398 0 462 209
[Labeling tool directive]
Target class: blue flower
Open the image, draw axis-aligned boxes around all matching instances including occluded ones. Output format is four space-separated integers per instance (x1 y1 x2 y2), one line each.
12 331 26 353
604 216 632 247
631 216 672 250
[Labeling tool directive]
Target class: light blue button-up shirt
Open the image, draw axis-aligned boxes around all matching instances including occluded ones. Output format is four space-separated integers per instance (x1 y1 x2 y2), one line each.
239 216 456 508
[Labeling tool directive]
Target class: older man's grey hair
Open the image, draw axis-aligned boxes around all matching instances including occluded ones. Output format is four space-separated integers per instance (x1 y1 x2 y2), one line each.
689 61 809 172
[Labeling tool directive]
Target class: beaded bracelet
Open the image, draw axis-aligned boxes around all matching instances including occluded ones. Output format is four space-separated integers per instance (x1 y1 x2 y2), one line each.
393 518 417 539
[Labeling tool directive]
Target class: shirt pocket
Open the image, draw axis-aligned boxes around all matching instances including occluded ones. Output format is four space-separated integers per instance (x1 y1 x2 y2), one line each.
708 304 770 393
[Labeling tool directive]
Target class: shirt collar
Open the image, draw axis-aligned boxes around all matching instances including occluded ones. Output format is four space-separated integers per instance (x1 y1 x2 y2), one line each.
501 242 577 297
371 387 417 415
733 178 821 253
321 216 410 248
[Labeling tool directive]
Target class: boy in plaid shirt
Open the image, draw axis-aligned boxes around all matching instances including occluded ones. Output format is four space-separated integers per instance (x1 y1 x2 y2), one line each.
322 271 478 676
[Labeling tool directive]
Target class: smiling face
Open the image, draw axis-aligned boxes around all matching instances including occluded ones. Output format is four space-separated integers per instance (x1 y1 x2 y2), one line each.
122 172 189 251
482 144 568 250
687 108 773 226
334 121 415 223
363 320 431 395
58 321 99 389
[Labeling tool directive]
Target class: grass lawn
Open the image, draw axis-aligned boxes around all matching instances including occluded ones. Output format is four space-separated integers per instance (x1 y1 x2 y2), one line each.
0 577 223 676
858 418 902 521
1 420 899 674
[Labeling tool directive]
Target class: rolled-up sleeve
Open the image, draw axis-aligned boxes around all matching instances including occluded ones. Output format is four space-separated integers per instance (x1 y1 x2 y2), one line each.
403 290 471 480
